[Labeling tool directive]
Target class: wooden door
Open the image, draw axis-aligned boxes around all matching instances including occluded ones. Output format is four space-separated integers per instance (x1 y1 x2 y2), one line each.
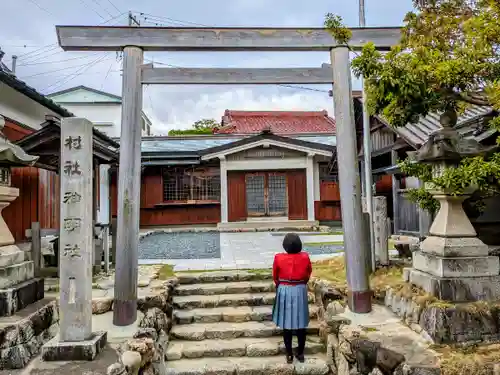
245 172 288 217
287 170 307 220
228 172 247 222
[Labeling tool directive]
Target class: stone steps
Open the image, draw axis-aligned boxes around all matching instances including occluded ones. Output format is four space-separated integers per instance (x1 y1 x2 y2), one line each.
175 280 275 296
163 354 331 375
173 292 314 310
167 270 329 375
176 271 272 285
174 305 319 324
170 321 320 341
166 336 325 360
166 336 325 361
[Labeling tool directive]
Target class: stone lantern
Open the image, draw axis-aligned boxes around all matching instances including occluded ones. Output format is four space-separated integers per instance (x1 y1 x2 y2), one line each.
0 116 38 247
0 115 41 317
408 109 500 301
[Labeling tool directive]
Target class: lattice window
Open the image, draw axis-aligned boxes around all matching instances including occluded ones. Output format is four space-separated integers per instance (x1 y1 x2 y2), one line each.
319 163 338 182
163 167 221 202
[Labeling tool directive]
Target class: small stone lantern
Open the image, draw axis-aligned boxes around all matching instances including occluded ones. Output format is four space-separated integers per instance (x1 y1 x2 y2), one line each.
408 109 500 302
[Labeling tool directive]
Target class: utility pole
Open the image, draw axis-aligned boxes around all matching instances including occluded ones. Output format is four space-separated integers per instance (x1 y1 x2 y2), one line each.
359 0 376 272
11 56 17 75
128 11 140 26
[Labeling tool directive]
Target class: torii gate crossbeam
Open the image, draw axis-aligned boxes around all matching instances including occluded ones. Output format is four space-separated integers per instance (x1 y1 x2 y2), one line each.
55 25 400 326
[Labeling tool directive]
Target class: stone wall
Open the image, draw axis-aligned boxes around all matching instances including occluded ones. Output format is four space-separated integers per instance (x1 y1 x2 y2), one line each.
107 277 177 375
0 299 59 369
384 286 500 344
312 280 440 374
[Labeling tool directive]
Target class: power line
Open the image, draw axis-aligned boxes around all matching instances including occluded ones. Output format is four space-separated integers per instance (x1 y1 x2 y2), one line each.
17 46 61 64
277 84 329 93
76 0 106 20
20 49 66 65
27 0 56 17
19 52 105 66
44 54 110 92
22 54 111 79
132 11 210 27
104 0 121 14
89 0 115 18
98 11 127 25
4 43 58 62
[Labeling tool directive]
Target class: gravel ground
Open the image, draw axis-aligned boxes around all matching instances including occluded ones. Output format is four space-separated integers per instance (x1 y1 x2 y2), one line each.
303 244 344 255
138 231 221 260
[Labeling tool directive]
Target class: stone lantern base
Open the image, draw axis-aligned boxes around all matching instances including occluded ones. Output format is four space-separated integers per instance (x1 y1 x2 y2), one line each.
409 194 500 301
0 185 44 316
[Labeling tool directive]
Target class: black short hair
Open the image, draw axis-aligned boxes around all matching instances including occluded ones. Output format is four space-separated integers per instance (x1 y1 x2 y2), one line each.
282 233 302 254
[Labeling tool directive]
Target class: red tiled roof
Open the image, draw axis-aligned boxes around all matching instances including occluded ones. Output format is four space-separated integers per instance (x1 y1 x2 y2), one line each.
214 110 336 135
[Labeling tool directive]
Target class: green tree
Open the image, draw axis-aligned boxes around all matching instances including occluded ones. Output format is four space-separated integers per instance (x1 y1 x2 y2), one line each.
326 0 500 212
168 119 218 136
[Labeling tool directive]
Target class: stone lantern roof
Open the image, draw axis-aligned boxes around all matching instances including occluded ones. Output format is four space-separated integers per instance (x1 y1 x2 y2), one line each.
0 116 38 167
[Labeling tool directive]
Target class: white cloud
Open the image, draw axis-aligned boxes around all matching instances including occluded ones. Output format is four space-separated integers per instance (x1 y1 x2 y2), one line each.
148 87 334 135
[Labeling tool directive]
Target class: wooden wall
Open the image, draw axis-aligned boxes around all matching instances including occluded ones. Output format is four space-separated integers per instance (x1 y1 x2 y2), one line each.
2 118 59 242
315 181 341 222
113 167 317 225
110 167 221 226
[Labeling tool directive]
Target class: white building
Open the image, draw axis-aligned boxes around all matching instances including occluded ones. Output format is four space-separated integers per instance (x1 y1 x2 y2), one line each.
47 85 153 137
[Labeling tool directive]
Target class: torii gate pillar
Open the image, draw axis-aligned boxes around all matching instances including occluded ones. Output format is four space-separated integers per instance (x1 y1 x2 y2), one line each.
330 46 371 313
113 46 143 326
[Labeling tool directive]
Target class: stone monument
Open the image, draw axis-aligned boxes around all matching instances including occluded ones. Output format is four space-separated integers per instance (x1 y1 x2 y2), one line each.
0 115 42 317
362 196 389 266
42 118 107 361
408 109 500 301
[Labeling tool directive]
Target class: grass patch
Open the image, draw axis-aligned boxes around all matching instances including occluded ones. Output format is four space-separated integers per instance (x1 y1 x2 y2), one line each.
246 268 272 275
305 239 395 250
157 264 175 280
311 256 407 297
175 268 272 275
302 231 344 236
436 343 500 375
304 241 344 246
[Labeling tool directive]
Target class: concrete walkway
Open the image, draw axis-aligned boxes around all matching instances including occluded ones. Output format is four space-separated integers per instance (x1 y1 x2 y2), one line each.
140 232 345 271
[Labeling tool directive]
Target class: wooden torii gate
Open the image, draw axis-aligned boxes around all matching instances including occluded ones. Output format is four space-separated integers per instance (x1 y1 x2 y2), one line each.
56 25 400 326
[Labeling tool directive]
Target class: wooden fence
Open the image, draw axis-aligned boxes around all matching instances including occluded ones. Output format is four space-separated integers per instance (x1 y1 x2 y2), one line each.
28 220 116 277
395 188 433 237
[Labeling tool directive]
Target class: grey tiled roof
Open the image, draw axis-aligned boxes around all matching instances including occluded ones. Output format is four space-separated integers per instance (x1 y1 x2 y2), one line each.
140 135 337 153
389 105 494 147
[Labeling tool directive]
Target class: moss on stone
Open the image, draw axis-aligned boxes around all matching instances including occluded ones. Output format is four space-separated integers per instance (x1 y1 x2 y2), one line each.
436 343 500 375
158 264 175 280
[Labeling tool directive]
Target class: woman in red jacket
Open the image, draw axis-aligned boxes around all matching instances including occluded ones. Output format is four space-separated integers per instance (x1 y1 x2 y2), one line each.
272 233 312 364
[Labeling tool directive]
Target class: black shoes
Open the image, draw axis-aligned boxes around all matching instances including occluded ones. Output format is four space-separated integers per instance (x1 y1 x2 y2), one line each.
285 353 305 363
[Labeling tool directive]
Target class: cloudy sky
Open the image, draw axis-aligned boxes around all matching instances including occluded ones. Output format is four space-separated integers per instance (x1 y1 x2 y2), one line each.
2 0 413 134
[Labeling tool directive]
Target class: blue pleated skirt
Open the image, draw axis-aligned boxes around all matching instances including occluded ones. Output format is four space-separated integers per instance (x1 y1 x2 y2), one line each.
272 284 310 330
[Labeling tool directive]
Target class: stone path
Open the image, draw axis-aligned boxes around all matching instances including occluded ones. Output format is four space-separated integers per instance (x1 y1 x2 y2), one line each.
140 232 345 271
165 270 331 375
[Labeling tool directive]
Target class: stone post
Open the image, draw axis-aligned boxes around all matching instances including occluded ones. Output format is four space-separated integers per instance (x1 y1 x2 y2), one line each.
373 196 389 265
99 164 110 273
42 118 107 361
408 118 500 302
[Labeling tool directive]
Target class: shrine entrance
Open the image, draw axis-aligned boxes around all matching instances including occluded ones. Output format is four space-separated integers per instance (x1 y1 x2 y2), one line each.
245 172 288 217
54 23 400 321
